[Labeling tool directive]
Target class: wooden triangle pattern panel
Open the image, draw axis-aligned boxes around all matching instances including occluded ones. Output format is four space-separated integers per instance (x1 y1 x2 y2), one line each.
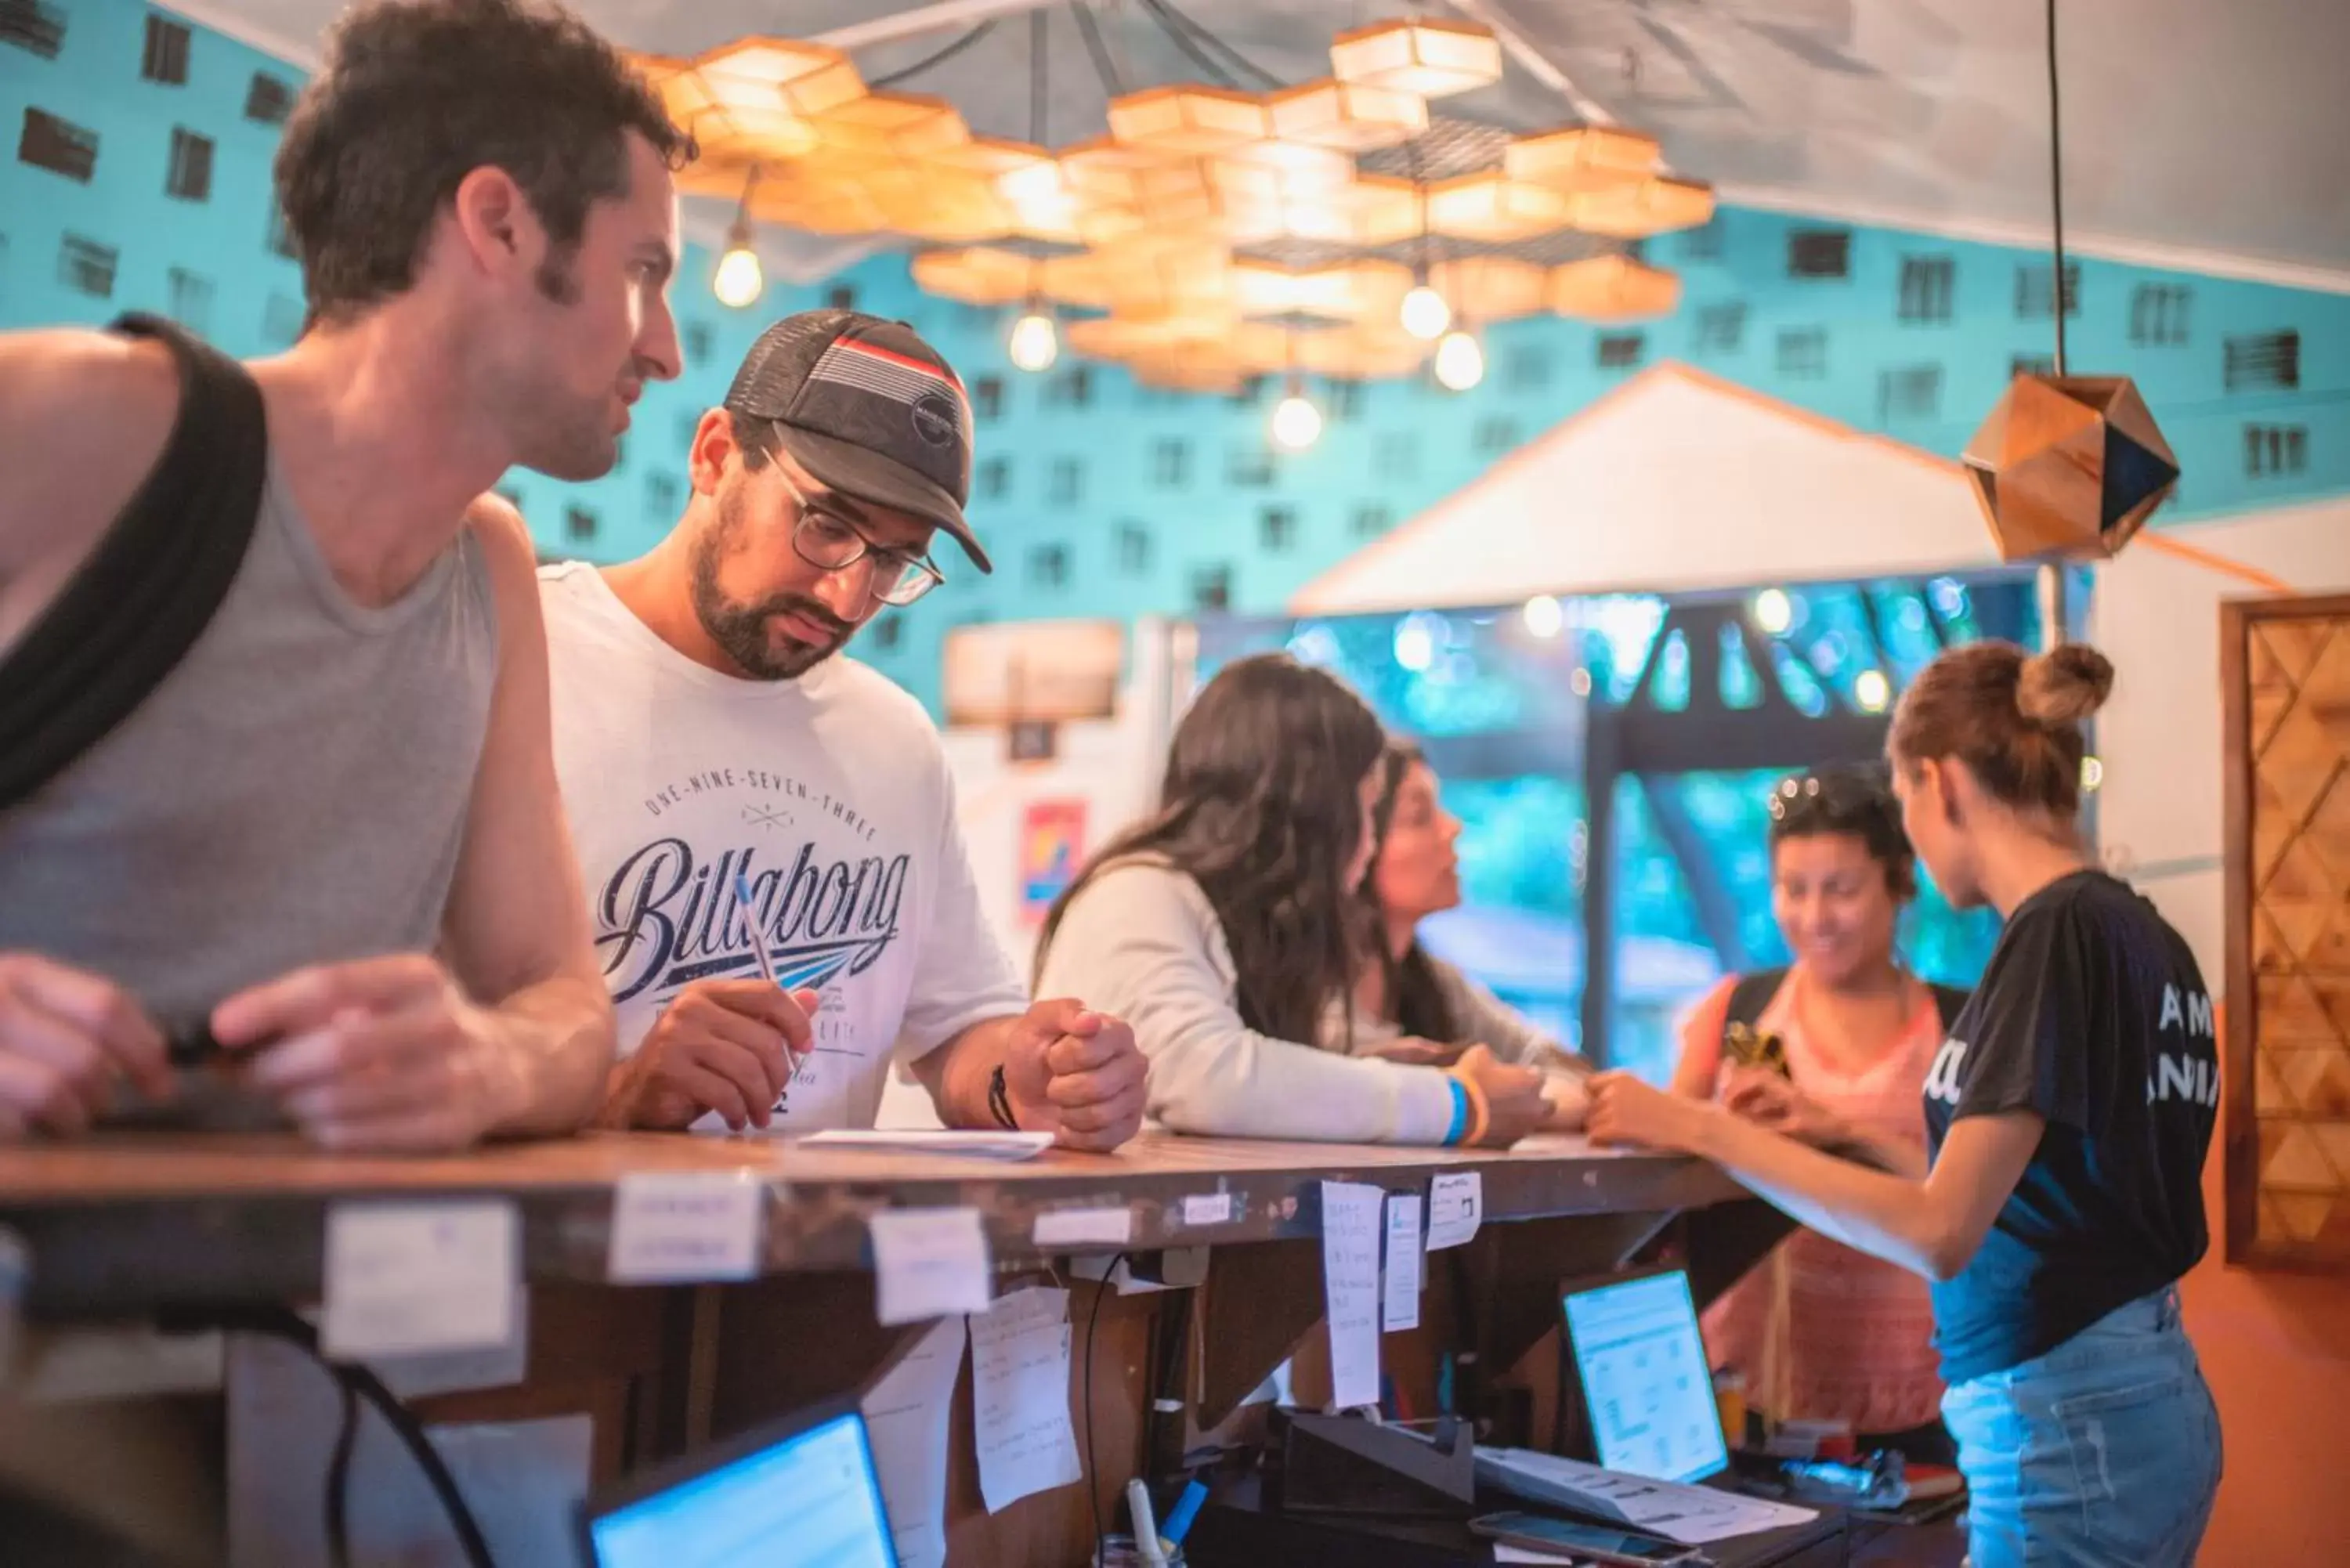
2245 602 2350 1263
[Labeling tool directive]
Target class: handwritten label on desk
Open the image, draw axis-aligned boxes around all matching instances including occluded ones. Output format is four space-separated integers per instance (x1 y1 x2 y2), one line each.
969 1286 1084 1512
862 1314 967 1568
1382 1194 1423 1332
1319 1181 1384 1411
1424 1171 1484 1251
323 1201 518 1360
870 1207 992 1326
606 1172 764 1284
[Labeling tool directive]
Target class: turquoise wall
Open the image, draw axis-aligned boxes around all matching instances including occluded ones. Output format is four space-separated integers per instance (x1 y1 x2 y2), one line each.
8 0 2348 718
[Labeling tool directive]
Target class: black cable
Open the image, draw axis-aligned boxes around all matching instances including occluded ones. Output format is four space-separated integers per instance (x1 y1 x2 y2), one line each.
1143 0 1284 89
325 1377 360 1568
1133 0 1239 89
867 19 999 89
1082 1250 1130 1562
2044 0 2067 376
1031 8 1050 146
1069 1 1126 99
189 1306 497 1568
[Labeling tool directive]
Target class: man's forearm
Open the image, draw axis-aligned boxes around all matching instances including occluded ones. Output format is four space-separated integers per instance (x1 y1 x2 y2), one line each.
913 1017 1018 1130
479 976 617 1138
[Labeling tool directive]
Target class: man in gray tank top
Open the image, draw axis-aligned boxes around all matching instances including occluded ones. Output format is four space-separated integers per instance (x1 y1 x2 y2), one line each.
0 0 688 1152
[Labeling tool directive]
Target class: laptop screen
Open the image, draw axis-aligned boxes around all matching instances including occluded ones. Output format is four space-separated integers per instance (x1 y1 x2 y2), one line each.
588 1409 896 1568
1561 1270 1729 1486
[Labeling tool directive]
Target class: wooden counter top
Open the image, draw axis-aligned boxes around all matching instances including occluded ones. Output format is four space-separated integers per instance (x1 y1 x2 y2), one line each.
0 1131 1748 1317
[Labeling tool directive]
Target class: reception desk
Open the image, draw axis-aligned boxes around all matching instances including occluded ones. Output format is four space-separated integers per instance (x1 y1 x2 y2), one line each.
0 1132 1783 1566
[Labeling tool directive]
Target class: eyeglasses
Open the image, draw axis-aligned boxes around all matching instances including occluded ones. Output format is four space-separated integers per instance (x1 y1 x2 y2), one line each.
777 468 947 608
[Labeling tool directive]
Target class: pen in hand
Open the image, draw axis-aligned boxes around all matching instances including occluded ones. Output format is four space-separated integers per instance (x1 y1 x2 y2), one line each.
733 872 803 1083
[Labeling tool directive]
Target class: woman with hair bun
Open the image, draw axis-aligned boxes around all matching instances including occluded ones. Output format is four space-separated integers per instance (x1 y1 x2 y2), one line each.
1585 641 2222 1568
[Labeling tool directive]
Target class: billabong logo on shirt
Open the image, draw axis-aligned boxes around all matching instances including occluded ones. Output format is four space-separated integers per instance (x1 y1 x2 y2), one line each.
1923 1038 1969 1105
597 837 909 1004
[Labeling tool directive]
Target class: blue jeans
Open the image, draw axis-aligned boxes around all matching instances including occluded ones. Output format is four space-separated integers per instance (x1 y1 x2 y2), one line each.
1940 1288 2222 1568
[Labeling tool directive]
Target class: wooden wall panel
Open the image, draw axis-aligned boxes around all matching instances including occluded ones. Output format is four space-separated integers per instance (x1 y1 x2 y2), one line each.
2225 591 2350 1269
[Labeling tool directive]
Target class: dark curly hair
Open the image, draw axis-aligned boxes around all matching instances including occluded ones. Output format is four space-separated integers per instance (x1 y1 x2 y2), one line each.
1766 765 1918 900
274 0 692 325
1036 655 1387 1047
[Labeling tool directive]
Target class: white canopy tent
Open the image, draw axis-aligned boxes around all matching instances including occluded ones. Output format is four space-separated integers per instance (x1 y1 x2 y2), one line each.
1289 363 2005 616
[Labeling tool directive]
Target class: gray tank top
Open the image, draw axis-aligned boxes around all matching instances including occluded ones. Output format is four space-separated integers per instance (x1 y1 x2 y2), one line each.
0 463 498 1030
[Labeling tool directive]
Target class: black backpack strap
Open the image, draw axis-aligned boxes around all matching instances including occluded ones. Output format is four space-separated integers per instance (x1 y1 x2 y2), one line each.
0 313 266 811
1720 967 1790 1045
1929 982 1971 1033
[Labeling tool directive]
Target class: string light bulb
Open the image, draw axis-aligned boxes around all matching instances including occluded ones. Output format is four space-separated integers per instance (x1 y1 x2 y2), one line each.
1750 587 1793 635
1433 327 1484 391
1271 376 1323 450
1007 301 1059 373
1400 280 1451 340
1522 594 1564 638
1853 668 1892 713
711 215 764 310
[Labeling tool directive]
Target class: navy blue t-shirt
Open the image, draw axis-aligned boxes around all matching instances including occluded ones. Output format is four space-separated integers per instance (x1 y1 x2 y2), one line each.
1922 871 2217 1383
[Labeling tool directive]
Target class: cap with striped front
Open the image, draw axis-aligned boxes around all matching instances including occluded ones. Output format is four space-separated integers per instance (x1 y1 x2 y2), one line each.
722 309 989 573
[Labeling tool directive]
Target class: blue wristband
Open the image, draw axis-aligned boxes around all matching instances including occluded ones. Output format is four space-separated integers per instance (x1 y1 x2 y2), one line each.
1443 1076 1470 1146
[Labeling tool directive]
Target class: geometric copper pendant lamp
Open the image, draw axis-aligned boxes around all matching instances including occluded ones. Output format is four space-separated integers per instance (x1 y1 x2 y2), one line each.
1962 372 2180 560
1962 0 2179 565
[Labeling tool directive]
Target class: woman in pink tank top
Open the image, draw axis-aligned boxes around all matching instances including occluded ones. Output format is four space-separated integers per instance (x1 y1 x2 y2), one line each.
1668 769 1957 1458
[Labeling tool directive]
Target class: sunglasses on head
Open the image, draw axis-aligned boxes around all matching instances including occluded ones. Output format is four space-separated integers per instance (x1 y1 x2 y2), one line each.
1766 768 1896 830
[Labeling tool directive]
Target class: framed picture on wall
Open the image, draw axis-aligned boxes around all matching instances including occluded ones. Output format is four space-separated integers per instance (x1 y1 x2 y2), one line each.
2222 591 2350 1270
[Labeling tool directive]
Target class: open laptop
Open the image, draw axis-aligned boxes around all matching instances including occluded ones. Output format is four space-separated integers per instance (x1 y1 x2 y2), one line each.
579 1396 896 1568
1557 1266 1730 1487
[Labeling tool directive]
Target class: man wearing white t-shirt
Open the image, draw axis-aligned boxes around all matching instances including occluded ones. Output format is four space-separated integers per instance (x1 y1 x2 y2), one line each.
540 309 1146 1147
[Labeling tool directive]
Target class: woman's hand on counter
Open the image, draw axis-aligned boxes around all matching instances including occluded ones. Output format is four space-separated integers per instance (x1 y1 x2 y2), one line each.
1585 1070 1717 1153
1455 1045 1549 1147
1539 1071 1590 1132
1719 1066 1850 1147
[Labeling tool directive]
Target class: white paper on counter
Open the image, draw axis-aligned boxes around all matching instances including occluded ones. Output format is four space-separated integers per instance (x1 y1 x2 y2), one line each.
1318 1180 1384 1411
870 1206 992 1325
1424 1171 1484 1251
1382 1194 1423 1332
804 1129 1054 1160
1478 1447 1817 1545
860 1314 968 1568
968 1286 1083 1512
1491 1545 1589 1564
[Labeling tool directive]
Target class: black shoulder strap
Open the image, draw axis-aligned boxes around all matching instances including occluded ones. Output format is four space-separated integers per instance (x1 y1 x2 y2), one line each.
1929 982 1971 1033
0 313 267 811
1721 967 1790 1042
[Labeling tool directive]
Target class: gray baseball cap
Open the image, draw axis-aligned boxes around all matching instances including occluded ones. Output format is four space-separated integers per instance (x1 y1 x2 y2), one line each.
722 309 990 573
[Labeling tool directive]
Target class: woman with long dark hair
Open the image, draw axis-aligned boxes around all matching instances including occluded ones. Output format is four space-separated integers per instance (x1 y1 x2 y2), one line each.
1588 642 2222 1568
1035 656 1549 1146
1341 742 1590 1116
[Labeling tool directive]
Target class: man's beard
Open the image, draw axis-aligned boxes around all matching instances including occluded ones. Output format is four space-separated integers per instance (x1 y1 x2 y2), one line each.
689 497 855 680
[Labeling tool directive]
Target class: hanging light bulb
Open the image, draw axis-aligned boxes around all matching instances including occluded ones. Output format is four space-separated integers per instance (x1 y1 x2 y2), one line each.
1433 327 1484 391
1400 280 1452 340
1007 300 1058 373
711 168 765 310
1271 376 1323 451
